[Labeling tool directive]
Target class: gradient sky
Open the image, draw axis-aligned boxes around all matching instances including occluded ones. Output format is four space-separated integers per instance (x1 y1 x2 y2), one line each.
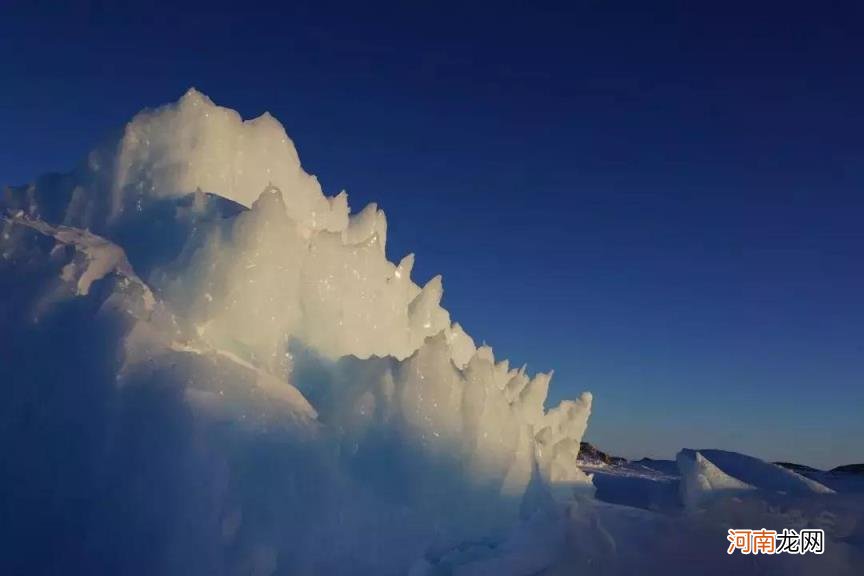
1 1 862 469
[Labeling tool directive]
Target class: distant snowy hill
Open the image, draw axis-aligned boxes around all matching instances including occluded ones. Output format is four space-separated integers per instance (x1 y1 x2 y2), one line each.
833 464 864 475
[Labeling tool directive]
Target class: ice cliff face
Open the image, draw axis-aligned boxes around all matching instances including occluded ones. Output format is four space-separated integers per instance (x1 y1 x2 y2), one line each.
0 90 593 575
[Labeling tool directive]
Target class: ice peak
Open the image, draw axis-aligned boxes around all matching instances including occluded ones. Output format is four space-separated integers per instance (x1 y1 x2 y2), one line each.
0 90 601 575
178 86 214 108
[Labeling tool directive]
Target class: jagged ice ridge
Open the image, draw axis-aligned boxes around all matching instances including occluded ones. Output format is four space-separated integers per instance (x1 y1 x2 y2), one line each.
0 90 593 575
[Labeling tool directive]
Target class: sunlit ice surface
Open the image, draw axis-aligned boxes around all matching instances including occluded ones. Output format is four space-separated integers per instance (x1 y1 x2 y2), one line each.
0 91 861 575
0 90 592 575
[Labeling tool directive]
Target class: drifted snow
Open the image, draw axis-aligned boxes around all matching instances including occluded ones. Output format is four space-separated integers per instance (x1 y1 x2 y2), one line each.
685 448 835 496
675 449 835 511
677 450 755 507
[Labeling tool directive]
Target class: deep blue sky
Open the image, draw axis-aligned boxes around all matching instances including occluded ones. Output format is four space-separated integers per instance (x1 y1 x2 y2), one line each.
2 1 862 468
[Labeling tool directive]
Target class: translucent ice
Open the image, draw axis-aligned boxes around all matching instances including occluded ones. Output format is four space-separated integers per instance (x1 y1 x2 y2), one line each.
0 90 594 575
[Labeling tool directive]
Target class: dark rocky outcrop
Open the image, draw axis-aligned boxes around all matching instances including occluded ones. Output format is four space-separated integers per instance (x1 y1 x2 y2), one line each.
831 463 864 475
774 461 821 473
579 441 627 466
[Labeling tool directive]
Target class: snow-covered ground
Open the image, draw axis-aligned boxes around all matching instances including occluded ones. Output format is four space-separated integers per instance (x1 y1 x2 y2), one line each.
575 449 864 575
1 91 861 575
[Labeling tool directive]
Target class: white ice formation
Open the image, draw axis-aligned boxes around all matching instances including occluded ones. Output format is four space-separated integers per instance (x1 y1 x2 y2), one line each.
676 450 755 507
0 89 593 575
